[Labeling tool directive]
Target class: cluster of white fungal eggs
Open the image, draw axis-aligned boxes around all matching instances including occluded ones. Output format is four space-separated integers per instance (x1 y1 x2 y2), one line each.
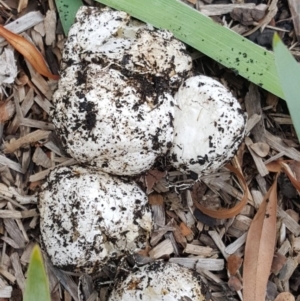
51 6 192 176
39 5 247 300
39 165 152 274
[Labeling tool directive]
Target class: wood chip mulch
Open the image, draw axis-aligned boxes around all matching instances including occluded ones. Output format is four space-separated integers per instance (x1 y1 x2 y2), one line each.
0 0 299 300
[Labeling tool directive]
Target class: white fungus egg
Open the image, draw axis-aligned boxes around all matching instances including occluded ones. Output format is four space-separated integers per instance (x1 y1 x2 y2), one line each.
39 165 152 274
108 261 206 301
53 6 193 176
70 7 192 85
169 75 247 177
126 28 192 78
60 7 132 71
52 63 175 175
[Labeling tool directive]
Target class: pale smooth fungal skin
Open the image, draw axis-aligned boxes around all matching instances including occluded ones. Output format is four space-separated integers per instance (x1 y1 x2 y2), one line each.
39 165 152 274
109 261 206 301
169 75 247 176
53 6 192 175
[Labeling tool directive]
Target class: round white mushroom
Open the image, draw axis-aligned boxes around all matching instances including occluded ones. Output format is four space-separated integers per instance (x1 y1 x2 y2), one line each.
52 63 175 175
169 75 247 176
66 6 192 86
53 6 193 176
82 26 193 87
60 7 132 71
109 261 206 301
39 165 152 274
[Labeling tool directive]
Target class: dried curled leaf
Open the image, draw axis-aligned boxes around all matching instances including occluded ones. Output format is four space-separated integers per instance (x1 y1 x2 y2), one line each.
227 254 243 276
193 164 248 219
266 160 300 192
228 275 243 292
281 162 300 192
242 160 300 301
243 174 278 301
0 25 59 80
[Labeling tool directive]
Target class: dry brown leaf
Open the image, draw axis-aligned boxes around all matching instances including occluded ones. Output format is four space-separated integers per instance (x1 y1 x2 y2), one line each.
266 161 282 172
281 162 300 192
266 160 300 193
193 164 248 219
227 254 243 276
228 275 243 291
243 173 278 301
250 142 270 157
286 161 300 182
271 252 287 274
274 292 295 301
0 25 59 80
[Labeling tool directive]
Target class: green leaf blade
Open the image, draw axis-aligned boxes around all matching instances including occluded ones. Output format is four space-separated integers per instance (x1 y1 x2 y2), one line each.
55 0 299 140
55 0 83 35
23 245 51 301
273 33 300 141
94 0 284 99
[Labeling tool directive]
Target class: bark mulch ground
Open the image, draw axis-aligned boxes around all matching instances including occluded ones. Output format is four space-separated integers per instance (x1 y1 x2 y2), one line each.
0 0 299 300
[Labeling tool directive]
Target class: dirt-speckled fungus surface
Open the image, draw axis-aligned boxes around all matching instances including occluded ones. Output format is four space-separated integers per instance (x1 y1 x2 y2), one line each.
51 6 192 176
169 75 247 177
109 261 206 301
39 165 152 274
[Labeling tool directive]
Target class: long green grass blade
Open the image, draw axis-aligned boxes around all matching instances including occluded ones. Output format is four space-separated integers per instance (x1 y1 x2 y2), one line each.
95 0 284 99
55 0 83 35
23 245 51 301
273 33 300 141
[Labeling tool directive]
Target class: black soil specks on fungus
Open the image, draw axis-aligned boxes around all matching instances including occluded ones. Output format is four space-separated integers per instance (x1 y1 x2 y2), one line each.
40 165 152 273
51 6 189 175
